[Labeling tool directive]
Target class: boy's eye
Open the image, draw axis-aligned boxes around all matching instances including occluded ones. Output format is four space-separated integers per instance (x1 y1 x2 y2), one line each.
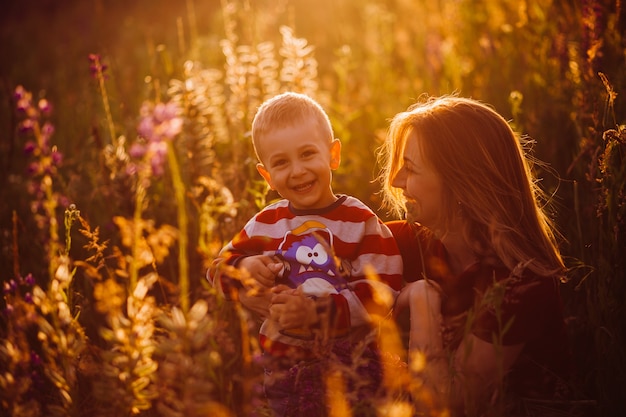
272 159 287 168
302 150 316 158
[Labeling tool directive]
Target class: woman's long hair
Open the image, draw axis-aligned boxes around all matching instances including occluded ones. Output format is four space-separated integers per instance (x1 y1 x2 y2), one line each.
378 95 565 278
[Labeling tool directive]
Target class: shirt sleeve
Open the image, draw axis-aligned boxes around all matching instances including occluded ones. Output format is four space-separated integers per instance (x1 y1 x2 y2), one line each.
207 220 270 299
331 215 404 331
385 220 428 284
472 272 561 346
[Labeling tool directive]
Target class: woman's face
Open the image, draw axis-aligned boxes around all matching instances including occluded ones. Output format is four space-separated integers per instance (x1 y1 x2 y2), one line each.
391 132 444 229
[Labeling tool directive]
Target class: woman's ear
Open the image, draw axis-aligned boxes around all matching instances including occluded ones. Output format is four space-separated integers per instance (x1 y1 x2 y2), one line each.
256 163 275 190
330 138 342 170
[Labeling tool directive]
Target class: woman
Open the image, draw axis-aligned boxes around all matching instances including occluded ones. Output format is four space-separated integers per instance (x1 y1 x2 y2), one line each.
378 96 572 416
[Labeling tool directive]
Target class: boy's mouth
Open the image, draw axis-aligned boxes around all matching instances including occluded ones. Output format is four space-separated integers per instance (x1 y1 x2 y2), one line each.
293 180 315 192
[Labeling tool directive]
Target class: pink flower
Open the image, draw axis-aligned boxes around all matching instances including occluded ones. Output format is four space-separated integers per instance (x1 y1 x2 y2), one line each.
137 101 182 143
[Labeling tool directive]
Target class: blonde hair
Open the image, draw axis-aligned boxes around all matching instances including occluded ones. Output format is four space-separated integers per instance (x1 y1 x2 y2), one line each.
251 92 334 161
378 95 565 277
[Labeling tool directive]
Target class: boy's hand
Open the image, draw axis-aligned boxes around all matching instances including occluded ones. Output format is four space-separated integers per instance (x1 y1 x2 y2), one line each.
238 255 283 289
269 286 317 330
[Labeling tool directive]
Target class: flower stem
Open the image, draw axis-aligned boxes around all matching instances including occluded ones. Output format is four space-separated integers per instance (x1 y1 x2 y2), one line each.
94 55 116 144
167 142 189 314
130 182 146 292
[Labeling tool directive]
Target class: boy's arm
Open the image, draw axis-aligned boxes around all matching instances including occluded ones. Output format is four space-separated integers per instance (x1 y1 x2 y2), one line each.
207 221 280 299
317 216 404 333
208 253 282 297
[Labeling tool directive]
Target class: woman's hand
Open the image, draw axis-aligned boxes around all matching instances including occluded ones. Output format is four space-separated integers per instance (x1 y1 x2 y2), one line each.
401 279 444 352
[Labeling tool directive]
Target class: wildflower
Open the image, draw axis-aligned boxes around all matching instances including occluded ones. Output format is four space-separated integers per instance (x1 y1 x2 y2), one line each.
137 101 182 143
148 141 168 176
88 53 108 79
23 274 36 286
23 141 36 155
14 85 65 213
41 122 55 145
30 351 44 376
38 98 52 116
14 86 32 113
3 280 16 295
14 84 27 100
51 147 63 166
129 100 182 178
18 119 35 133
129 142 147 159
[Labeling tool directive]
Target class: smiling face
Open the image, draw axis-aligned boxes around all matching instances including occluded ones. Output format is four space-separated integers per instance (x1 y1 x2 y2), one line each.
255 118 341 210
391 131 443 229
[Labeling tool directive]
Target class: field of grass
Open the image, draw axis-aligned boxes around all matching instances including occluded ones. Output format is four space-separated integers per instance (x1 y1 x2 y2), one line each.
1 0 624 416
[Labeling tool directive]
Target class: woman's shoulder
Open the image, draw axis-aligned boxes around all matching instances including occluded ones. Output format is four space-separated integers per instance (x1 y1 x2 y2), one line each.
385 220 433 242
475 261 562 307
473 262 564 337
385 221 441 283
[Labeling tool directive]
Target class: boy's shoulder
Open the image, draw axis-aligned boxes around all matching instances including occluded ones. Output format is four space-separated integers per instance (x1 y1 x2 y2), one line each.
261 198 290 211
253 198 291 222
339 194 375 212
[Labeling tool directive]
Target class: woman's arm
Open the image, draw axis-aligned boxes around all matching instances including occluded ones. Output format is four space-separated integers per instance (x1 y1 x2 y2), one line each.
403 280 524 414
452 335 524 414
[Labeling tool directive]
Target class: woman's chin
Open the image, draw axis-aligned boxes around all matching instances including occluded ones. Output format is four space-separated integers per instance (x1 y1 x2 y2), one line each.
404 206 420 224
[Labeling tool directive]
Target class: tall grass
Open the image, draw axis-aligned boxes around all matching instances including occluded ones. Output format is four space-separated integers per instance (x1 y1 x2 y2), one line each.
1 0 624 416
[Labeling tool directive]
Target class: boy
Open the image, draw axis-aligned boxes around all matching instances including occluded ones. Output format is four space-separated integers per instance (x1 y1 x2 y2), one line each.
208 92 402 416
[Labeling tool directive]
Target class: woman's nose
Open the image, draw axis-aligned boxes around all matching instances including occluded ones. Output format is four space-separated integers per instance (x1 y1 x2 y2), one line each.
391 167 406 188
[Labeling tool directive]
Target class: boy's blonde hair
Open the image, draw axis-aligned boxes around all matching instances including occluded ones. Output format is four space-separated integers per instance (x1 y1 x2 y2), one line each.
251 92 334 162
378 95 565 277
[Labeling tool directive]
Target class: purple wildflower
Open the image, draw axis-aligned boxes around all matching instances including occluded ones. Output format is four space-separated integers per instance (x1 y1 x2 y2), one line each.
129 142 147 159
149 141 168 176
88 53 109 79
41 122 55 145
125 162 139 177
27 162 41 176
38 98 52 116
137 101 182 143
14 84 27 100
51 148 63 166
130 100 183 177
23 141 36 155
15 88 32 113
19 119 35 134
23 273 36 286
30 351 43 366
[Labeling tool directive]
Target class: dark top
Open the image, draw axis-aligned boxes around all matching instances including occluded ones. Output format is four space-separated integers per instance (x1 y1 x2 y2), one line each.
387 220 572 402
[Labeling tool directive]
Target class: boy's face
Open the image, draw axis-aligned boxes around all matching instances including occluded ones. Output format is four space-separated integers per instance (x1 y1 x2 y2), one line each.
256 118 341 210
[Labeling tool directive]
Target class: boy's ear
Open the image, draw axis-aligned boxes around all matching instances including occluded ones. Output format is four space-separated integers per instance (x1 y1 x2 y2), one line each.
330 138 342 170
256 163 275 190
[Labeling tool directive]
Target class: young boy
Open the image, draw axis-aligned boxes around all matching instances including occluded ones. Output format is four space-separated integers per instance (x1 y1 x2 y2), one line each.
208 92 403 416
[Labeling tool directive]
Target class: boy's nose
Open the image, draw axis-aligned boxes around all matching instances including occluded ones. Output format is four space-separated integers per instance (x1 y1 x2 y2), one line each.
290 163 306 177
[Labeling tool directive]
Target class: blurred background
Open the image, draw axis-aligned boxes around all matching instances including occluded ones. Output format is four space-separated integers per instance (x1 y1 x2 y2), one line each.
1 0 624 415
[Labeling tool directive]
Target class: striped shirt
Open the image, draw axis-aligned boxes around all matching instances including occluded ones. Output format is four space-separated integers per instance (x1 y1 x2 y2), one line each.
208 195 403 356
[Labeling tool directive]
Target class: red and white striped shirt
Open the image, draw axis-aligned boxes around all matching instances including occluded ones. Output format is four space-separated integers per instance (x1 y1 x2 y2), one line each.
208 195 403 356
